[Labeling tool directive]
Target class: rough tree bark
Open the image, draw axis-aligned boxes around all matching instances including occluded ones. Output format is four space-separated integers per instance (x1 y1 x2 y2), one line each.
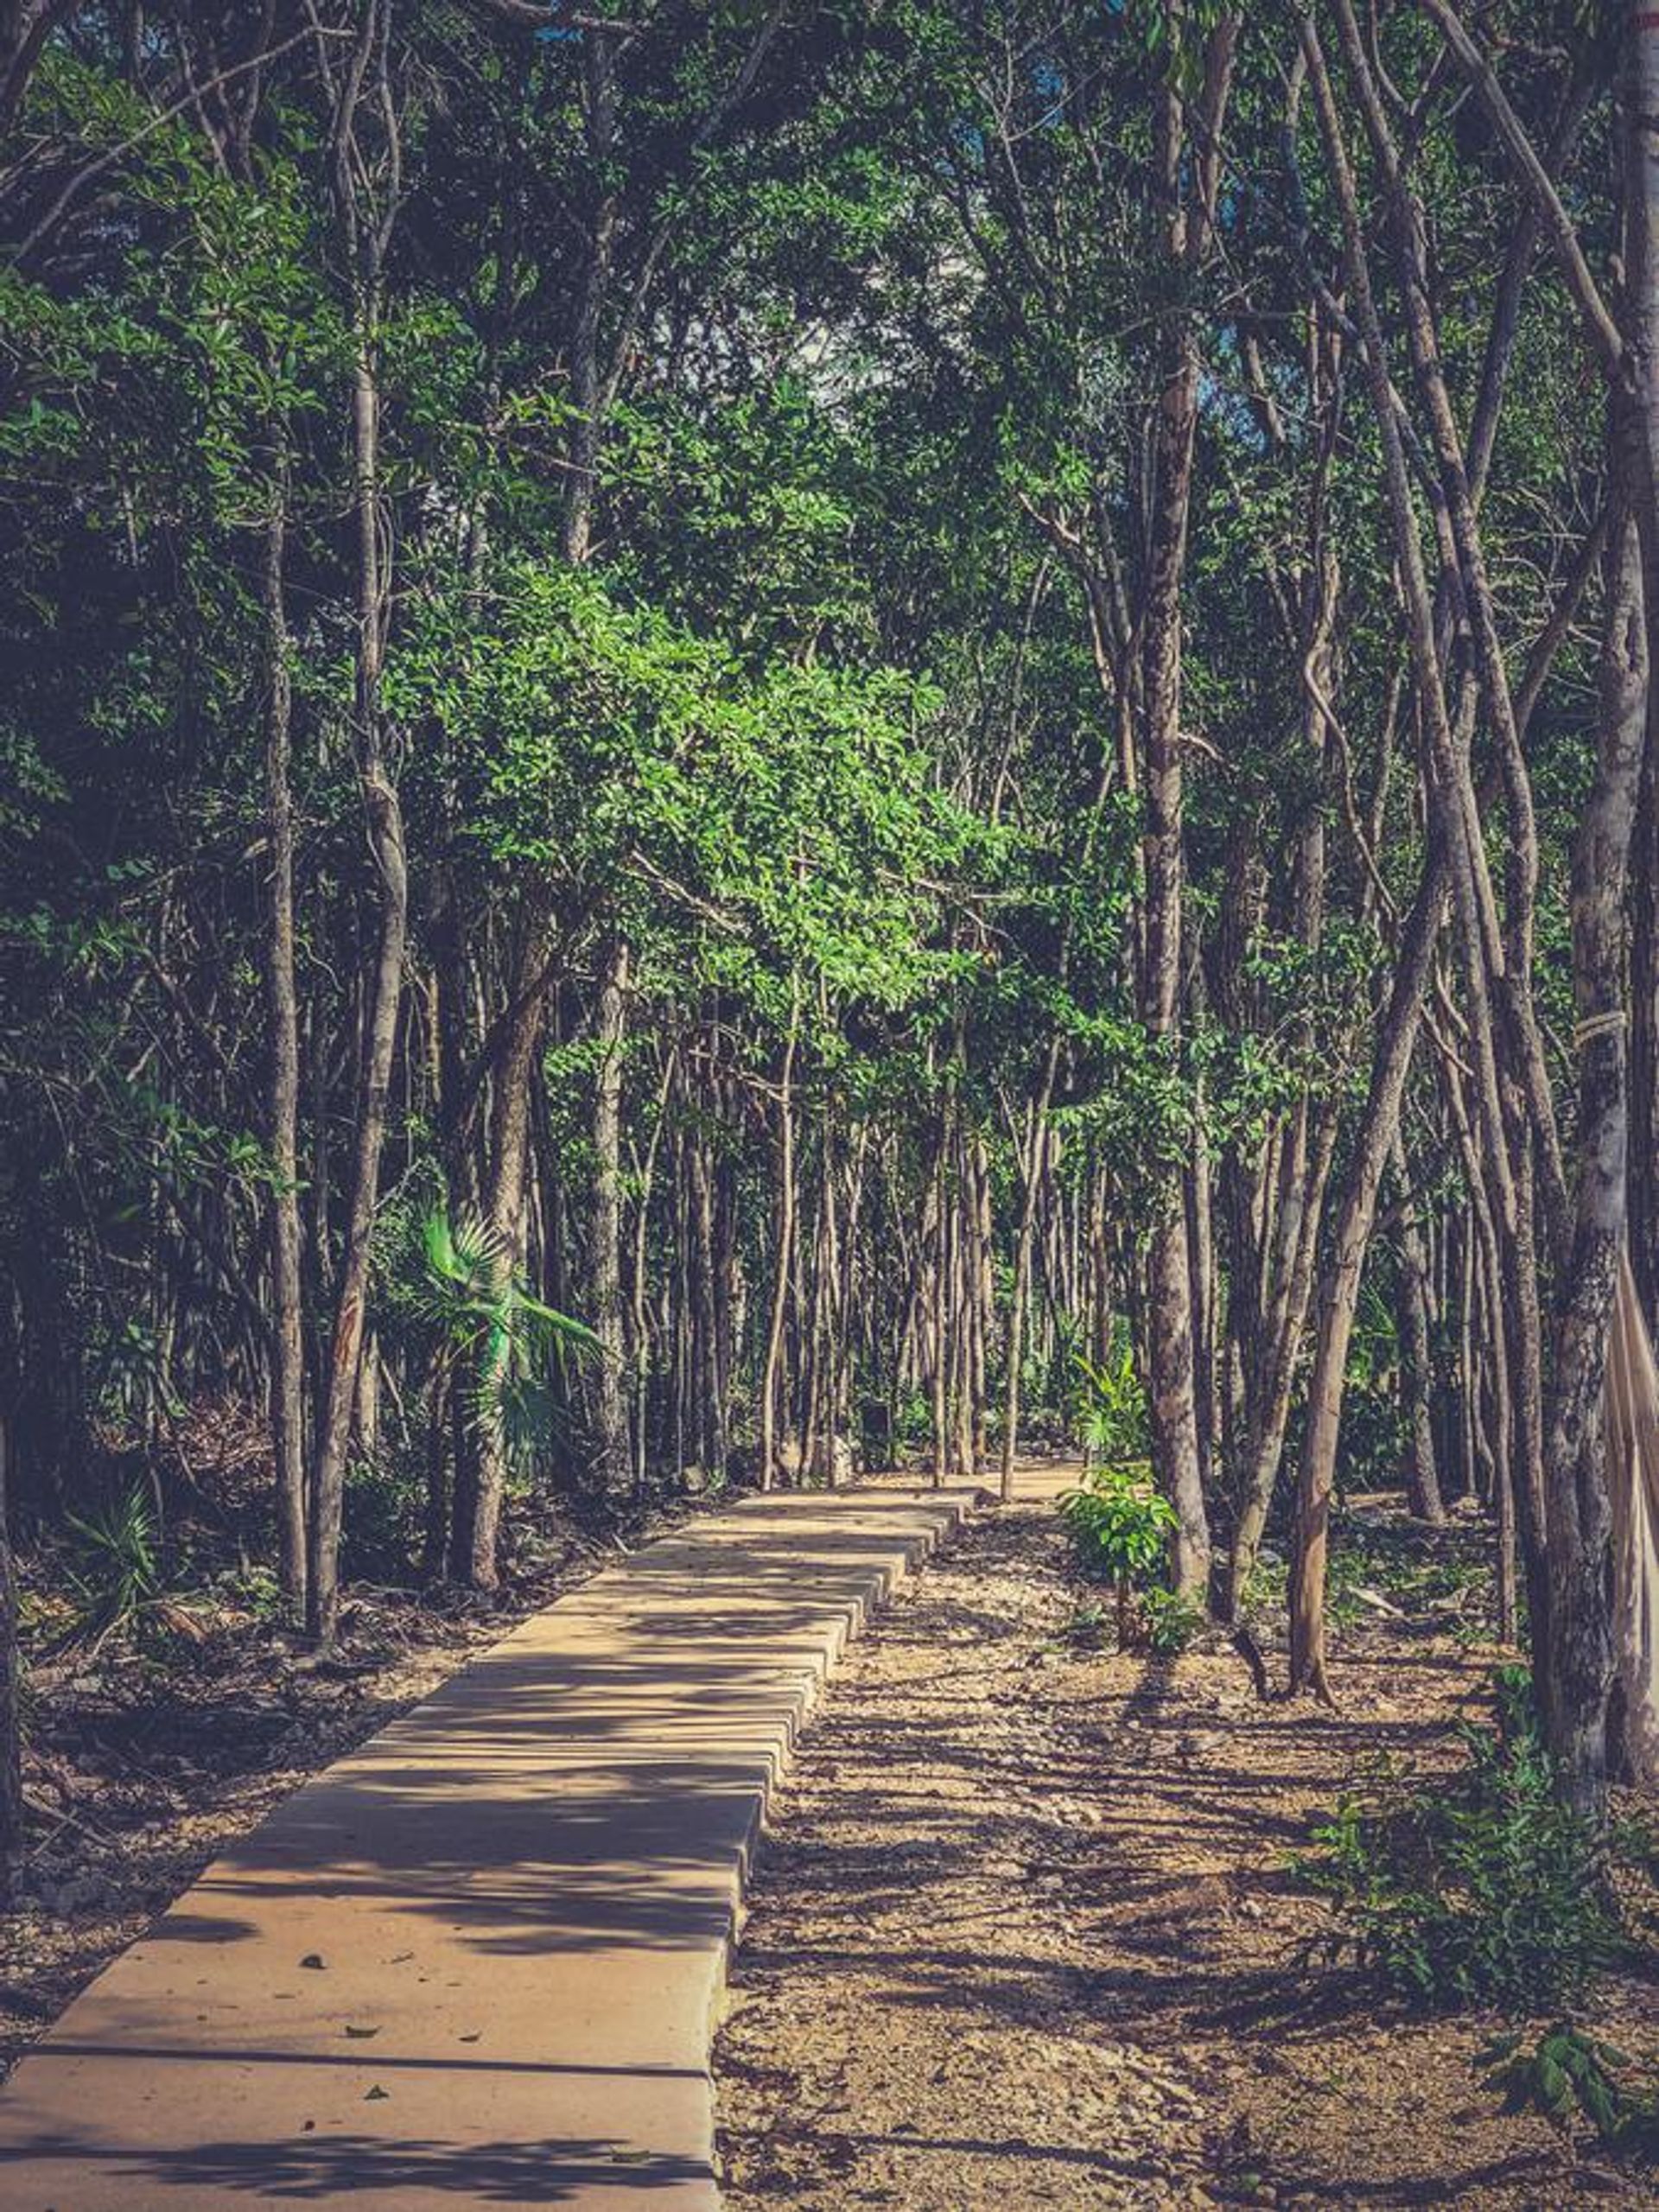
1536 497 1647 1815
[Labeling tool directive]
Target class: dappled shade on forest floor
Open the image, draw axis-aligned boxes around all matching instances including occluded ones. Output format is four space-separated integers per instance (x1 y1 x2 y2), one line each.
715 1499 1659 2209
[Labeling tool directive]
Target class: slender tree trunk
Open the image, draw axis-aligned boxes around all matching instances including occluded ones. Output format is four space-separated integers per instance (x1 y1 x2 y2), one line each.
1134 14 1237 1605
1001 1057 1056 1501
458 956 549 1587
259 438 306 1611
1630 716 1659 1338
930 1110 949 1487
1628 4 1659 1343
1304 16 1555 1697
1392 1139 1446 1523
760 989 800 1490
590 938 630 1488
1289 851 1446 1698
0 1416 22 1903
307 334 409 1649
1225 1109 1337 1616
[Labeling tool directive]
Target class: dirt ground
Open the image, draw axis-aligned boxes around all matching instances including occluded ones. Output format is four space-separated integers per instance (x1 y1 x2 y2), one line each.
713 1492 1659 2210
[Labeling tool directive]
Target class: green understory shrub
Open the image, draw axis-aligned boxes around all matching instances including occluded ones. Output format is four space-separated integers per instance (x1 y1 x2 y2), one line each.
1058 1463 1192 1650
1295 1669 1619 2011
65 1485 160 1635
1070 1325 1148 1467
60 1484 213 1654
1479 2024 1659 2159
1139 1584 1205 1654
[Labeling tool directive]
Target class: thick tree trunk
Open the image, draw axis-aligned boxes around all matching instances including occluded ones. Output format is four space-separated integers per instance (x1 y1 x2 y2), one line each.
1536 498 1646 1816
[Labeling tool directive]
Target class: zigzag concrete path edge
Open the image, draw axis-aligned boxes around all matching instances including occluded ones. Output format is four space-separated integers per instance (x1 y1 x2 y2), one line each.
0 1479 1020 2210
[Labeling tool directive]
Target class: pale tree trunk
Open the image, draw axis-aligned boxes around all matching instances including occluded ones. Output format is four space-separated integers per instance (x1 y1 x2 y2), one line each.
306 5 409 1649
1631 728 1659 1338
259 437 307 1611
1001 1063 1055 1502
1304 16 1554 1694
1289 855 1446 1698
759 988 800 1489
1135 14 1237 1606
590 938 630 1488
455 956 548 1586
1536 497 1646 1815
950 1128 977 1477
1392 1138 1446 1524
930 1111 949 1487
1225 1108 1336 1616
308 346 409 1649
1629 4 1659 1344
0 1417 22 1903
628 1044 676 1491
690 1135 725 1483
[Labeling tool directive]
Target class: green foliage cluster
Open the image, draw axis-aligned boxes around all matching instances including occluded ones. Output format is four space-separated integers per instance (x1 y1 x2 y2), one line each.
1071 1326 1149 1469
1297 1670 1619 2011
418 1210 599 1465
1057 1458 1200 1653
1479 2024 1659 2160
1058 1463 1173 1585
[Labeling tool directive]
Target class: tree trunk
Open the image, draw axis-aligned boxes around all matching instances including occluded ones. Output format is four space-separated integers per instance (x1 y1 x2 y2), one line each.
259 439 307 1612
1535 495 1646 1816
1288 851 1446 1698
1000 1085 1050 1501
457 945 549 1587
307 335 409 1650
0 1417 22 1903
1392 1138 1446 1523
1628 3 1659 1342
1133 14 1237 1605
760 990 799 1489
590 937 630 1488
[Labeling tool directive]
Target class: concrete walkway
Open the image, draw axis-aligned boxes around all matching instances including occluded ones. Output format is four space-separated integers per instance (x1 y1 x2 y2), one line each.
0 1483 999 2209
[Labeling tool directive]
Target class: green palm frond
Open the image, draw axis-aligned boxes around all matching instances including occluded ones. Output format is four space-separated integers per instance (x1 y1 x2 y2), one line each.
420 1207 601 1464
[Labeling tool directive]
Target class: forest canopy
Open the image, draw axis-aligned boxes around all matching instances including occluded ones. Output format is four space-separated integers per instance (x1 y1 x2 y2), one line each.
2 0 1657 1898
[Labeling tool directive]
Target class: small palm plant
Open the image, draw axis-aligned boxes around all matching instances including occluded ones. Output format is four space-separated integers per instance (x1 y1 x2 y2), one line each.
61 1487 206 1653
65 1486 162 1649
419 1210 600 1468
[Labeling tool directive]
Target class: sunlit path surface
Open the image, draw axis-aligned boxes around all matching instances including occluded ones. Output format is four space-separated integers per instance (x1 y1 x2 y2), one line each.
0 1480 1066 2210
